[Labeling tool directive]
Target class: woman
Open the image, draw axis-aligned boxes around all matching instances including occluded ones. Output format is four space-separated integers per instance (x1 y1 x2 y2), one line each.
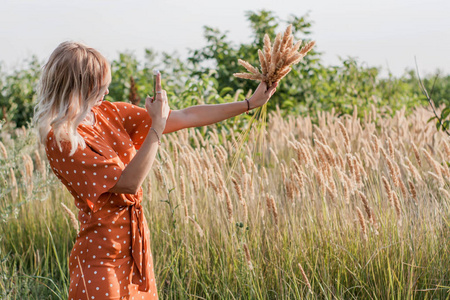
34 41 277 300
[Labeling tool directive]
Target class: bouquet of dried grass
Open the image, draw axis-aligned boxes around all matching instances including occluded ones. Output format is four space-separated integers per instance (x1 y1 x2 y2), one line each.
227 25 315 183
234 24 315 86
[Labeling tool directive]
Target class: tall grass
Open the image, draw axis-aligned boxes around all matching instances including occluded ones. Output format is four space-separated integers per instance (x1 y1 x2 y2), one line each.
1 106 449 299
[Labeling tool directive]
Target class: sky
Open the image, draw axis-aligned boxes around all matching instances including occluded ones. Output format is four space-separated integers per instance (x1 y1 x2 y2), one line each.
1 0 449 77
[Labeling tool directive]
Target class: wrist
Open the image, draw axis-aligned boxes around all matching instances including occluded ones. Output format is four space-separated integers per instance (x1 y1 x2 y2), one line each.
151 120 165 133
150 127 162 145
244 98 253 114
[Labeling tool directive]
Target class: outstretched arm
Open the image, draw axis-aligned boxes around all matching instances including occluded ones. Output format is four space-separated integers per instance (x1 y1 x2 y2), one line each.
163 81 277 133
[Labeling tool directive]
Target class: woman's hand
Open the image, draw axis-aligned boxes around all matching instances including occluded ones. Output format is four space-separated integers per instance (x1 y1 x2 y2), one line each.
248 81 278 110
145 73 170 133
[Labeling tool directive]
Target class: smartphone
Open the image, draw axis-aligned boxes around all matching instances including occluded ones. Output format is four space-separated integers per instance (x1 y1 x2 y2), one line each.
152 69 160 103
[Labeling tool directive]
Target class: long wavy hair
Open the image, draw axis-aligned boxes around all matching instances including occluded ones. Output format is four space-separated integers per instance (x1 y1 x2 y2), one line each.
34 41 111 155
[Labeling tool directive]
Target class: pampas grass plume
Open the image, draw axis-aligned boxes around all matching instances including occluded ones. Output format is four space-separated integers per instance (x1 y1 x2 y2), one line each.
234 24 315 86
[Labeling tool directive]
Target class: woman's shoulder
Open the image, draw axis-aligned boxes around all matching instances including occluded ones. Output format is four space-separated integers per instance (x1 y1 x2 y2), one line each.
95 101 132 115
105 100 145 111
96 100 116 112
108 101 140 112
97 101 146 121
98 100 135 109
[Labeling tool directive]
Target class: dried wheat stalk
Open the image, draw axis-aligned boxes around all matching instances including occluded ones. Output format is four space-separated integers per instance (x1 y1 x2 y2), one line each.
188 216 204 237
243 243 254 270
61 203 79 231
356 207 368 241
298 262 312 294
234 24 316 86
0 141 8 159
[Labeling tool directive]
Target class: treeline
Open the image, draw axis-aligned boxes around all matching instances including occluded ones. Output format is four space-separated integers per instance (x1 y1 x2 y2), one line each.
1 10 449 128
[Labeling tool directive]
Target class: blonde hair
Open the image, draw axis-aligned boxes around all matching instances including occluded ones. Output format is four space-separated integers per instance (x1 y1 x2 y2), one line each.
34 41 111 155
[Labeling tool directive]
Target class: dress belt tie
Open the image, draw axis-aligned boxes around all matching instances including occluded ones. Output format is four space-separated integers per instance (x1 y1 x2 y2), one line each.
130 200 150 292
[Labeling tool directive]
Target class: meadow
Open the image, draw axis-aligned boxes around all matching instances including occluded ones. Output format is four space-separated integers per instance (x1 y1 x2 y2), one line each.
1 9 450 299
1 103 449 299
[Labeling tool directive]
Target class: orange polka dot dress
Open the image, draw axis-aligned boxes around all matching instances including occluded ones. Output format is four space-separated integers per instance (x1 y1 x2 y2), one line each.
45 101 170 300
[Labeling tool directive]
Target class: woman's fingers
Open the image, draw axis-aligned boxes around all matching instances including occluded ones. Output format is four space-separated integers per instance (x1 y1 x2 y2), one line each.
155 90 168 104
146 73 170 119
266 82 278 95
145 95 153 105
155 73 162 92
152 73 163 103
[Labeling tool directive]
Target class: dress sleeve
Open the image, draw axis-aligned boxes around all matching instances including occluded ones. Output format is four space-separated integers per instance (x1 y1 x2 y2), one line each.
113 102 171 150
46 134 124 212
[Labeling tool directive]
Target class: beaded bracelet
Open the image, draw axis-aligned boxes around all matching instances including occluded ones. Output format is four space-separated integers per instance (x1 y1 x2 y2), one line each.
150 127 161 145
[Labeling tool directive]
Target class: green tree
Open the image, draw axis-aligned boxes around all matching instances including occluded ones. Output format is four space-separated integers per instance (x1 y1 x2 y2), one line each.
0 56 41 127
0 10 446 128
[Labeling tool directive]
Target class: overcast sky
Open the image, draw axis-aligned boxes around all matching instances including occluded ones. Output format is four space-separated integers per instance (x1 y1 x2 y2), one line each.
1 0 449 77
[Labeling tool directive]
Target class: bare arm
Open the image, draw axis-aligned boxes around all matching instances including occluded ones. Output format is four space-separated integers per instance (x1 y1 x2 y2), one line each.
108 127 161 194
109 74 169 194
109 79 277 194
164 81 278 132
164 101 247 132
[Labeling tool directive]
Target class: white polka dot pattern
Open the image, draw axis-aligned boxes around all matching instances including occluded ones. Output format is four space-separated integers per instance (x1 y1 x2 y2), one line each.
113 102 171 150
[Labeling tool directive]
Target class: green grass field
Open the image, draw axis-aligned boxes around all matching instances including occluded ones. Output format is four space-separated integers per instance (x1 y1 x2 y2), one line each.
1 106 449 299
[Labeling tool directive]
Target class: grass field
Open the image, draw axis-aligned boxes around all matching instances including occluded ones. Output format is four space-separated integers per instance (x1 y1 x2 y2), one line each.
1 106 449 299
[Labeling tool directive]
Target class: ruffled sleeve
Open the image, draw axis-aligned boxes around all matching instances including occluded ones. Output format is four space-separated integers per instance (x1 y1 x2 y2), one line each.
113 102 171 150
45 132 124 212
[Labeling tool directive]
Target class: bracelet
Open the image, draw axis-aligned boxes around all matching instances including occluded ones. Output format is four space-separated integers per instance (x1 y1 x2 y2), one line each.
150 127 161 145
245 98 251 115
